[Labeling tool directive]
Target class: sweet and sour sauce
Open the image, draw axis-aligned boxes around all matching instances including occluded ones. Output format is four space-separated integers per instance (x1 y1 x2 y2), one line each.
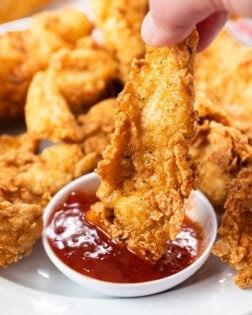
45 191 204 283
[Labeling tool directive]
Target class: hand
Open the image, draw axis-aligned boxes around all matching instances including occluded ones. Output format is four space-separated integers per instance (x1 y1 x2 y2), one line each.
141 0 252 51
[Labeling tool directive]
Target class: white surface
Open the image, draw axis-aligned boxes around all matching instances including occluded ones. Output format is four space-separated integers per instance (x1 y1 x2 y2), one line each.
0 0 252 314
0 243 252 315
42 173 217 297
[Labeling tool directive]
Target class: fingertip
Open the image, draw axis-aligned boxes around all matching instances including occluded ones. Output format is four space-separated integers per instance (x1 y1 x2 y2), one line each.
141 11 193 46
196 11 228 51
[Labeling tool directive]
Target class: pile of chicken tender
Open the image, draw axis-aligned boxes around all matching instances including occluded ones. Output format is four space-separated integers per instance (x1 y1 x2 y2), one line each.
0 0 252 289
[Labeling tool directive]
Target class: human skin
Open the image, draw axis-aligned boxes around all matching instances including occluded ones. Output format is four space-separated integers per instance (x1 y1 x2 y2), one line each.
141 0 252 50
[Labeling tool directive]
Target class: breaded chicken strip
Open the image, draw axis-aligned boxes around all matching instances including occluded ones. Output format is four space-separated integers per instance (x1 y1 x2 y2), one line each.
0 8 92 122
92 0 148 82
195 29 252 140
16 143 99 199
212 166 252 288
0 129 109 267
87 31 198 261
0 200 42 267
190 119 251 212
0 134 43 267
47 40 119 113
193 30 252 212
31 7 93 45
25 41 118 142
25 71 84 142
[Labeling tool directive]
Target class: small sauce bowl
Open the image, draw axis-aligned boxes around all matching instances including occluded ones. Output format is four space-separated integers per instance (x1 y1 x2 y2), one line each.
42 172 217 297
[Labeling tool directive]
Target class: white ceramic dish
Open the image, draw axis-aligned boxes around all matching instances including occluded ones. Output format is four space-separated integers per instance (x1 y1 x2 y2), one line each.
42 172 217 297
0 0 252 313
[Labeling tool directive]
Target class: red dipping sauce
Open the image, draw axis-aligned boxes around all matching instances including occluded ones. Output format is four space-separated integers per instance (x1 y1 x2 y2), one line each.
45 191 204 283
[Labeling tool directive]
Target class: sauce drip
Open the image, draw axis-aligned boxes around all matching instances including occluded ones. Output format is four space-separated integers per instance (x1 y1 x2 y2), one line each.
46 191 204 283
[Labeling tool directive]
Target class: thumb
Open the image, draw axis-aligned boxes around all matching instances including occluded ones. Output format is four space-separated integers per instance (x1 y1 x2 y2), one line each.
141 0 252 47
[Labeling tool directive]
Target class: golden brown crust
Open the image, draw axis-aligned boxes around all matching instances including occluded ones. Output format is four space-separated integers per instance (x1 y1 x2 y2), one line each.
0 94 117 266
88 31 198 261
0 200 42 267
190 120 251 211
194 28 252 288
195 29 252 140
212 166 252 288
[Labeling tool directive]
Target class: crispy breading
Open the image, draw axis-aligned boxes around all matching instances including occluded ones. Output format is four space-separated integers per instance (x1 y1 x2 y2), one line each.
212 166 252 288
0 133 101 267
16 142 99 197
193 29 252 213
194 28 252 288
78 98 116 154
25 71 84 142
0 112 116 266
190 119 251 212
0 133 43 266
25 40 119 142
31 7 93 44
92 0 148 82
47 40 119 113
0 133 39 159
195 29 252 140
0 8 93 122
0 200 42 267
87 31 198 261
0 90 118 268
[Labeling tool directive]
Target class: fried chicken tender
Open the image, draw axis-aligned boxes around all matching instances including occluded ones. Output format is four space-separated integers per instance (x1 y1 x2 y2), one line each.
0 200 42 267
25 41 118 142
25 71 84 142
0 133 39 159
47 40 119 113
0 134 43 267
192 29 252 212
195 29 252 140
92 0 148 82
0 8 93 122
190 119 251 212
17 142 99 198
87 31 198 261
193 28 252 288
0 92 119 267
212 166 252 288
31 7 93 45
0 132 101 267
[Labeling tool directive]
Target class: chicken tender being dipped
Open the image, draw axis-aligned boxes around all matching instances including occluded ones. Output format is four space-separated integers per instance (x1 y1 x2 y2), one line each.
87 31 198 261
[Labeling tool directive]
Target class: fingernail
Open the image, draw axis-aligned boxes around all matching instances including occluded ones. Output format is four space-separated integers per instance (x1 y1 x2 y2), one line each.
142 12 179 46
141 12 159 45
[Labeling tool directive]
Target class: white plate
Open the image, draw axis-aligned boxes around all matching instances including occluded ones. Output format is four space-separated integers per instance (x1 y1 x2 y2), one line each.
0 1 252 314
